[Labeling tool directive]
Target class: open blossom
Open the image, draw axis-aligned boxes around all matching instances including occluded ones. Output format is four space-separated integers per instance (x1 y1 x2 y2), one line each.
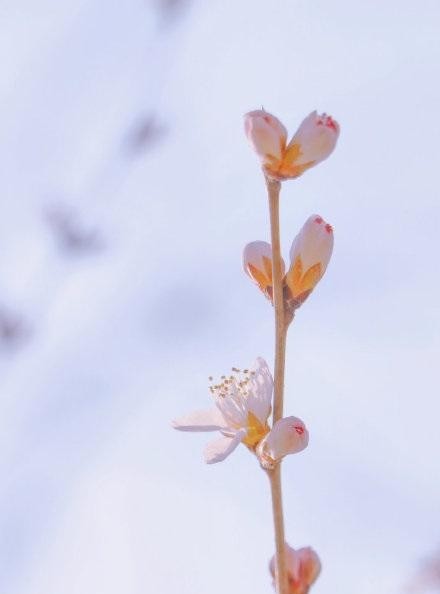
257 416 309 470
244 109 339 180
172 358 273 464
243 215 333 317
173 359 309 465
270 544 321 594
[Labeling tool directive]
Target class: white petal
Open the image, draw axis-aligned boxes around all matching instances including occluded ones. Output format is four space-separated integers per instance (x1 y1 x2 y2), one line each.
288 111 339 166
172 408 227 432
289 214 334 273
243 240 272 277
247 357 273 424
204 429 246 464
243 242 285 279
244 110 287 160
215 392 247 428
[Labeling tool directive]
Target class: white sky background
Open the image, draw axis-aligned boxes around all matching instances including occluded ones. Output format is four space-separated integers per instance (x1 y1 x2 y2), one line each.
0 1 439 593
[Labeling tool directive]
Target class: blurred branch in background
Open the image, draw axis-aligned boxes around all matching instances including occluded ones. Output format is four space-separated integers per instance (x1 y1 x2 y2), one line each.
123 113 167 158
153 0 191 25
43 111 165 258
44 203 105 256
0 305 31 352
0 1 197 589
0 0 192 366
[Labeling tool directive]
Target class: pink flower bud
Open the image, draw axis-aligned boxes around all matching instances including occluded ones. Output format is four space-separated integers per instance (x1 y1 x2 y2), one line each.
257 416 308 470
269 544 321 594
284 215 333 311
244 110 287 162
244 109 339 181
243 241 286 303
286 111 339 173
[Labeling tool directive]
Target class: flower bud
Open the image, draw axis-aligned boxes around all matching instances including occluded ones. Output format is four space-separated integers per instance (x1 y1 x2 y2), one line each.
243 241 286 303
244 110 287 164
269 544 321 594
284 215 333 311
285 111 339 176
257 416 308 470
244 109 339 180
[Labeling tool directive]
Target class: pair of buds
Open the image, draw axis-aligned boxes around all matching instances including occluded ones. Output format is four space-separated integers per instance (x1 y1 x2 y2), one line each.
244 214 334 322
244 109 339 181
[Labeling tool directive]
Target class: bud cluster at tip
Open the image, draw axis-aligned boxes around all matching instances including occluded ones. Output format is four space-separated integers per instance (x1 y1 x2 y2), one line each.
244 109 339 181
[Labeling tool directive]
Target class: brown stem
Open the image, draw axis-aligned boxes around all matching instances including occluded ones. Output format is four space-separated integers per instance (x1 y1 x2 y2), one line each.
267 177 287 424
268 466 288 594
266 176 289 594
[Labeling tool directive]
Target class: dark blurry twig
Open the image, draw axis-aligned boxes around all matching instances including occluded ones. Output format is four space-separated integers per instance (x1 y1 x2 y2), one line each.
0 307 31 351
123 114 167 157
153 0 190 23
44 203 104 256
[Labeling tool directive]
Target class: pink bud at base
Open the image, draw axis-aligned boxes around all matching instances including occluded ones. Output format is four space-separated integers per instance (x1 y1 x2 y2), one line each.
257 416 308 470
269 544 321 594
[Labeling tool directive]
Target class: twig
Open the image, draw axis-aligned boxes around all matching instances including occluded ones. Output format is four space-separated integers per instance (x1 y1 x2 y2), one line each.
266 176 289 594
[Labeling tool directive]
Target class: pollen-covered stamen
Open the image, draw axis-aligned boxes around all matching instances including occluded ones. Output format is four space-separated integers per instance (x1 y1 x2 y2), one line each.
209 367 254 400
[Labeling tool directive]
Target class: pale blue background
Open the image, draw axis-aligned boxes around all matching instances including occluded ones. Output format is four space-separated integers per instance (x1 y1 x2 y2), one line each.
1 1 439 593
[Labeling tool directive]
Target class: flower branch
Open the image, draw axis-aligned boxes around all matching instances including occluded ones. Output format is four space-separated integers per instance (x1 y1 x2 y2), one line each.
173 106 339 594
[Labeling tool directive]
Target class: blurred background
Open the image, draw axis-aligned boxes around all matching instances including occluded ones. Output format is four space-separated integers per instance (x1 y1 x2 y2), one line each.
1 1 439 593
